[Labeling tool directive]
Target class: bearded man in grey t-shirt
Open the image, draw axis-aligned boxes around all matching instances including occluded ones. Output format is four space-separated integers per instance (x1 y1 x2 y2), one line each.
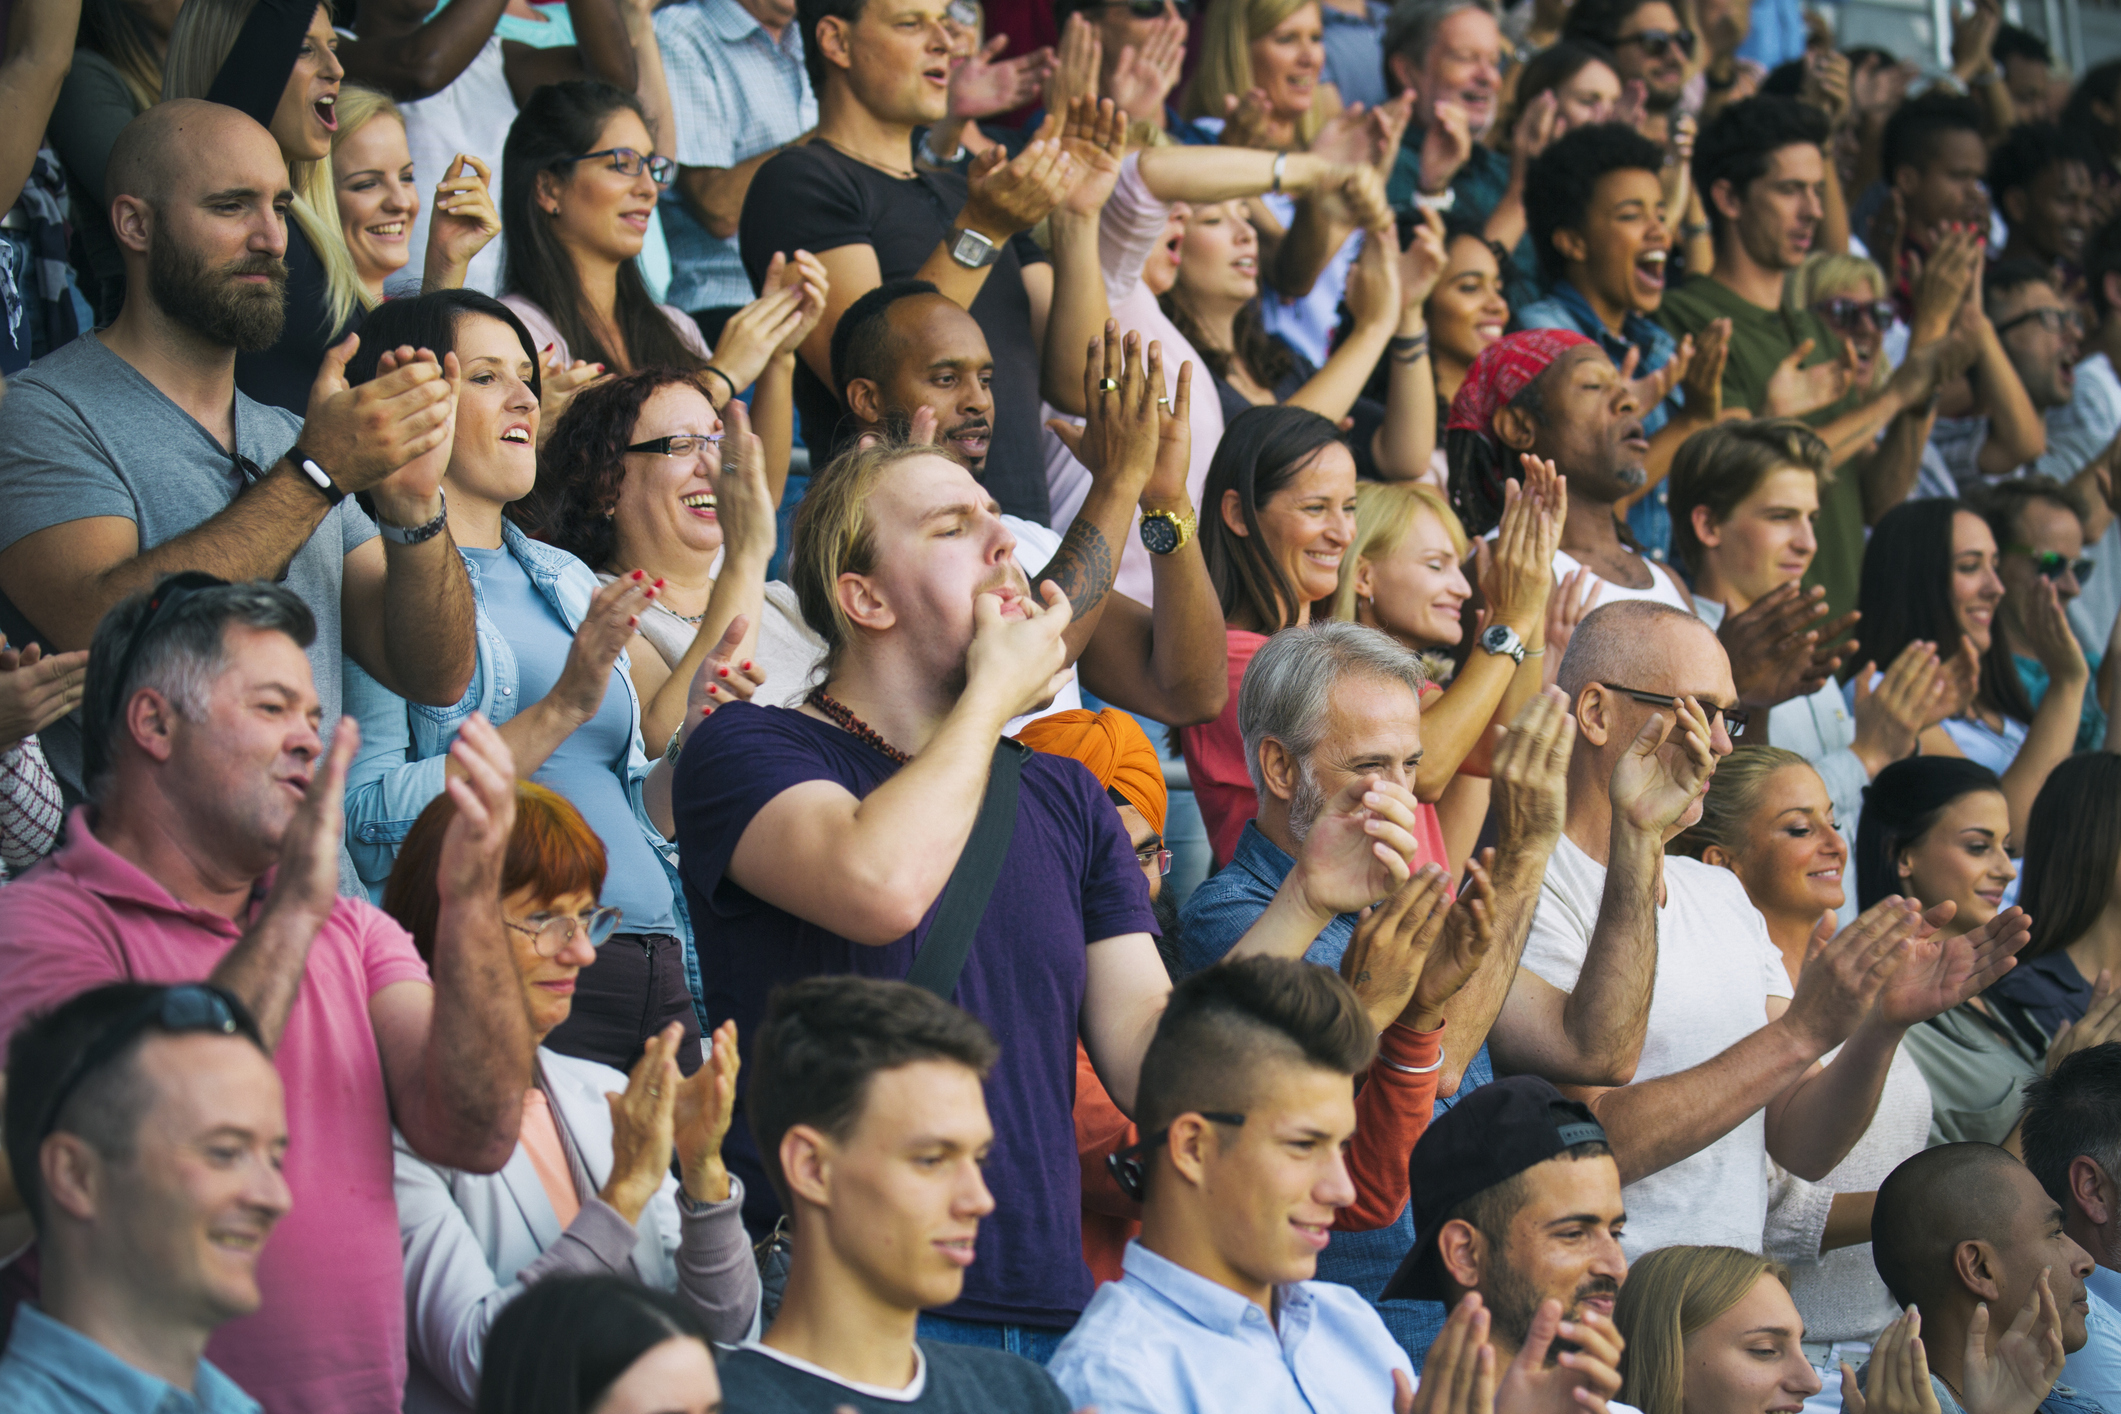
0 99 476 805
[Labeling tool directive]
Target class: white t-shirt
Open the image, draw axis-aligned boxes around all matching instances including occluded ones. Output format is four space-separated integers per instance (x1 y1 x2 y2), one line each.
749 515 1081 733
1520 836 1796 1258
391 37 515 297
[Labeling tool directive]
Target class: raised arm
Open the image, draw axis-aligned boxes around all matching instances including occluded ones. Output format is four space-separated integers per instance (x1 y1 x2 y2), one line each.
1042 98 1127 416
340 0 507 100
0 0 81 216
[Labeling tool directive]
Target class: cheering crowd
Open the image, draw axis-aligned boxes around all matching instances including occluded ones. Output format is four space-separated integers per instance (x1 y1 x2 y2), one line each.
5 0 2121 1407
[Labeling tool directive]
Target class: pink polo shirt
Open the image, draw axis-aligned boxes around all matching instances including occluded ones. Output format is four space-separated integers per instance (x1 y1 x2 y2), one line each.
0 810 432 1414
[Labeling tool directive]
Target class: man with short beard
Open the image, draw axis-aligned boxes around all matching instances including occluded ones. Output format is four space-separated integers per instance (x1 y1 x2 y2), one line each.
0 99 475 829
1381 1075 1634 1396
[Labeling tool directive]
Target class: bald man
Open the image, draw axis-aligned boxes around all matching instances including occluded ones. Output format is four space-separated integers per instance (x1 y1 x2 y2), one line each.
0 99 475 810
1869 1145 2101 1414
1492 600 2026 1259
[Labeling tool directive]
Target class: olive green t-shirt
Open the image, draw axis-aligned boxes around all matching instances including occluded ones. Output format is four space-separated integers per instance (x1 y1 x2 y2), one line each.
1656 274 1865 620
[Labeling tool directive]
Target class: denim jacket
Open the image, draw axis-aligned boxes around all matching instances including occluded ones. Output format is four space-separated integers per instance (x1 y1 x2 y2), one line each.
341 522 701 1017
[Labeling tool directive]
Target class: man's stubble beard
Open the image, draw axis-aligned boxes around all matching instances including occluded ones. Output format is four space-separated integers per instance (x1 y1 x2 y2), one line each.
1287 756 1326 844
149 226 288 352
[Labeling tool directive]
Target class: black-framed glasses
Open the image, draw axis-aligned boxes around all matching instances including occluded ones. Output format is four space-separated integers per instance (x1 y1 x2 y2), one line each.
1994 306 2083 338
1107 1110 1244 1201
627 433 723 457
1600 682 1750 739
106 572 230 722
1136 845 1173 877
506 907 625 958
1815 297 1897 331
37 984 264 1143
563 147 676 186
2007 546 2096 582
1613 25 1695 57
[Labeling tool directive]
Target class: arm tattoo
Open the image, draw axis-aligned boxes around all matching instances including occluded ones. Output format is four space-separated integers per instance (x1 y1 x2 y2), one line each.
1033 520 1115 619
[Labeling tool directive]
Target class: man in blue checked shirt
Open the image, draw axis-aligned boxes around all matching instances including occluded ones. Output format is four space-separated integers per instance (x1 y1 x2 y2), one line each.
656 0 817 331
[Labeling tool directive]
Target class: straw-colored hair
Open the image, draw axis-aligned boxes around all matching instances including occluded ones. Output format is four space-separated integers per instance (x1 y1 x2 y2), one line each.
1789 252 1889 394
1614 1246 1794 1414
164 0 376 333
1669 745 1816 863
789 440 956 680
1181 0 1328 145
330 84 406 171
1329 480 1469 625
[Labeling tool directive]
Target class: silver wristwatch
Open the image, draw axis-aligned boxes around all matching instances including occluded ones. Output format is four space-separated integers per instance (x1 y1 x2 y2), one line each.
949 226 1001 269
377 492 449 546
1479 622 1526 665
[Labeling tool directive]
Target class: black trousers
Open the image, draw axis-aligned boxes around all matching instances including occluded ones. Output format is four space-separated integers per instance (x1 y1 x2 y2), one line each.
542 930 704 1076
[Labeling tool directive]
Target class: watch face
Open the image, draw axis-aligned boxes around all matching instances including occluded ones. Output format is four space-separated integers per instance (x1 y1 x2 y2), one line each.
1140 514 1179 555
1482 625 1510 651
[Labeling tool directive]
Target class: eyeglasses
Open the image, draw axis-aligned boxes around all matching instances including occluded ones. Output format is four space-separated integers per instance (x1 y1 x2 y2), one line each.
1136 845 1173 877
506 906 625 957
1107 1110 1244 1201
1816 297 1897 331
1599 682 1749 739
1096 0 1192 17
563 147 676 186
1994 306 2083 338
2007 546 2096 582
627 434 723 456
1613 26 1695 57
37 984 264 1143
106 572 230 723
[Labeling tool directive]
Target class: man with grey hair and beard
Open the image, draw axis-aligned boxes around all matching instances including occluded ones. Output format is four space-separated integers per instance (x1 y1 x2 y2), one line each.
0 98 475 820
1493 599 2028 1262
1176 617 1574 1360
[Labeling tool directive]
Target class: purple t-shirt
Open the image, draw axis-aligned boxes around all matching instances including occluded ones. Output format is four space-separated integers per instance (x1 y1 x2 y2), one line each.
674 701 1158 1327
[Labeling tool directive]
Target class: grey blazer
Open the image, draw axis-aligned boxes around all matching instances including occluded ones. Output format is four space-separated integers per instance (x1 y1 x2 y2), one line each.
394 1048 761 1411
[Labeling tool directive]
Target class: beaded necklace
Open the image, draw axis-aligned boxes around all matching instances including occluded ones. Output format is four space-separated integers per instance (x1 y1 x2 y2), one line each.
807 687 912 765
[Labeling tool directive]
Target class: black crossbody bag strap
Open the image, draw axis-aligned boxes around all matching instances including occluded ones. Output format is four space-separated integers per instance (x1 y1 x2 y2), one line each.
904 739 1029 999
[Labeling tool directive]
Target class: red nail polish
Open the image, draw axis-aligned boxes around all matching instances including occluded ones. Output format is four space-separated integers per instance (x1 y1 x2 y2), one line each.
742 661 753 672
632 570 645 580
706 683 719 694
718 666 729 677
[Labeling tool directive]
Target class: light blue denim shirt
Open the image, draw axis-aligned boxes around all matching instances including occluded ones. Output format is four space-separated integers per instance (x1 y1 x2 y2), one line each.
341 522 699 1013
1174 817 1495 1366
0 1304 260 1414
1049 1239 1415 1414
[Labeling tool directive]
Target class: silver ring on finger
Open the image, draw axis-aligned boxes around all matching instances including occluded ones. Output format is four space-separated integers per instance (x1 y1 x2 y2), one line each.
1156 396 1171 406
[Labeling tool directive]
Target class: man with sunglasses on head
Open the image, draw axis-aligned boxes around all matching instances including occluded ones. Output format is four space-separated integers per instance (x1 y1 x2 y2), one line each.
0 983 289 1413
1493 596 2028 1263
0 102 476 843
0 577 534 1414
1565 0 1746 144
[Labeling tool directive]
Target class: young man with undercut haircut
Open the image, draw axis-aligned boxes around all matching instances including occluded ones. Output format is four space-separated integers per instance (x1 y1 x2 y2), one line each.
716 975 1074 1411
1049 955 1629 1414
1520 121 1731 560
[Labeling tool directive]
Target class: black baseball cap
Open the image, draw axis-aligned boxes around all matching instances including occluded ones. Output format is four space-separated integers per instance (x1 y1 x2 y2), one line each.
1380 1075 1609 1303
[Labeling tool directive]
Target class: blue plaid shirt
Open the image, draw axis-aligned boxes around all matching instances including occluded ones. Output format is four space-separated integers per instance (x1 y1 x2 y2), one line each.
1517 278 1684 561
654 0 816 312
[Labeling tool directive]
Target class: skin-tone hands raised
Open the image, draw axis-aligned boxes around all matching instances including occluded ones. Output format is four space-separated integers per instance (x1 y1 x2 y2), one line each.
2047 970 2121 1074
1958 1271 2067 1414
436 712 519 909
423 154 500 288
0 636 87 753
365 345 462 517
1676 319 1731 422
1057 96 1130 218
1407 1294 1500 1414
1491 687 1575 853
1048 13 1100 115
1046 323 1162 488
672 1019 739 1203
1399 205 1450 312
1849 640 1948 777
1951 0 2003 84
1799 48 1853 130
1764 337 1855 419
1107 15 1187 124
553 572 658 726
1404 851 1500 1028
299 335 456 492
711 250 829 393
1869 900 2029 1029
960 120 1076 239
1339 862 1455 1032
1544 568 1602 686
1927 635 1982 729
1842 1308 1944 1414
1509 90 1561 176
964 579 1076 723
949 34 1055 121
1147 347 1195 507
1420 100 1474 195
1485 458 1566 636
1218 87 1277 150
1607 693 1718 840
686 614 767 735
1716 582 1860 711
1613 78 1650 134
1345 211 1405 334
2019 577 2089 682
535 345 605 448
1496 1299 1627 1414
1310 91 1417 177
601 1022 686 1225
260 715 362 939
1910 224 1984 343
1782 898 1923 1052
1292 774 1431 914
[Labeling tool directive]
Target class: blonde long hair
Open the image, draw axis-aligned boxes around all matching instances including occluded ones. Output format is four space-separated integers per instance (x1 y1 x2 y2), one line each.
1181 0 1328 146
1329 481 1469 626
163 0 375 333
1668 745 1814 864
1614 1246 1794 1414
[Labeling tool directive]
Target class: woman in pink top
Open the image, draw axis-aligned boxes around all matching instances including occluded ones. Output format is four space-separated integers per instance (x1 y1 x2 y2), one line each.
1182 402 1361 865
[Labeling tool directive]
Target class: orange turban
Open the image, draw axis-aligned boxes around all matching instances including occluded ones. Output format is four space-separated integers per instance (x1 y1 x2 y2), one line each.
1014 708 1167 835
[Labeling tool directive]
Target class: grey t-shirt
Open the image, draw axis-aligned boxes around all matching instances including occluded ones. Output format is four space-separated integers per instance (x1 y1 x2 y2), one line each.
716 1341 1071 1414
0 333 377 797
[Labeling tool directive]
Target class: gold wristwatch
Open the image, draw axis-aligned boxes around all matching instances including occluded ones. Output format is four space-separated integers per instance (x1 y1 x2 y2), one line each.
1140 505 1197 556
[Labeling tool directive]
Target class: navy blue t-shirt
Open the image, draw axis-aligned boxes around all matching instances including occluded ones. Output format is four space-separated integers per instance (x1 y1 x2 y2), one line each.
673 701 1157 1327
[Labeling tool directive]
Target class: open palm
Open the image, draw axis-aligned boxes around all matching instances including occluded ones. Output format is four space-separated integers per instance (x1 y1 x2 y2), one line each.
1874 905 2028 1028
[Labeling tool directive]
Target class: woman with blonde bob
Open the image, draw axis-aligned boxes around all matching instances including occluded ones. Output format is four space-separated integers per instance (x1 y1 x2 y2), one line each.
1330 472 1559 874
1615 1246 1823 1414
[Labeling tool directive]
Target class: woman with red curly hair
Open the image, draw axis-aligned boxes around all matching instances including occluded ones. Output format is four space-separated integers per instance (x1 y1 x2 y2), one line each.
530 369 790 748
383 781 758 1412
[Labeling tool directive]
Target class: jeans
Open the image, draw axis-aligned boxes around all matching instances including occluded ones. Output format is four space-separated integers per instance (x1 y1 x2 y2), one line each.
916 1312 1074 1366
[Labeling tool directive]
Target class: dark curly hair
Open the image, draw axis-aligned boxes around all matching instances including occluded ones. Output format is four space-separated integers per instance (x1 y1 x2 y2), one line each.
1692 95 1829 244
1525 121 1669 286
519 367 715 568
